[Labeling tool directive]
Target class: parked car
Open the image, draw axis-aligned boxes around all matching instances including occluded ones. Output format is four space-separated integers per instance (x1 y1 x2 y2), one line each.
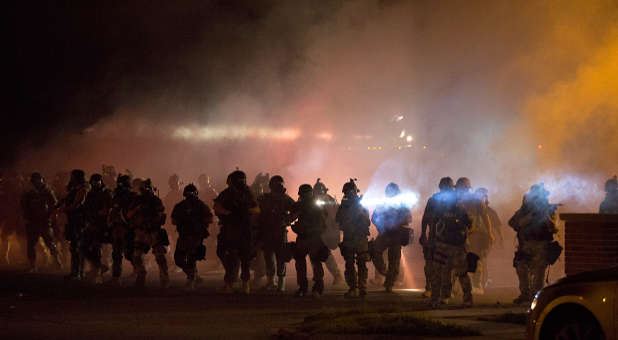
527 266 617 340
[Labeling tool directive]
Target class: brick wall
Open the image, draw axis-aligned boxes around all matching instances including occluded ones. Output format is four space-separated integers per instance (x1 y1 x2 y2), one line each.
560 214 618 276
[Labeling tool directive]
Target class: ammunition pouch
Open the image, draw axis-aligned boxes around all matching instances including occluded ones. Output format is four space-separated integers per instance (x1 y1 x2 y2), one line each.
398 226 414 246
466 252 480 273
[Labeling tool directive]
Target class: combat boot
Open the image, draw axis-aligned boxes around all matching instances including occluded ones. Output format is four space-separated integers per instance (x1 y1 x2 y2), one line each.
223 282 235 294
359 289 367 298
185 278 196 291
422 290 431 298
263 275 276 291
277 276 286 292
344 288 358 298
242 280 251 295
295 288 307 297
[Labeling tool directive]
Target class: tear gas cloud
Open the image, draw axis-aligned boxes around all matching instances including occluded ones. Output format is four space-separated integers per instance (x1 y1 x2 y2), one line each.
9 0 618 216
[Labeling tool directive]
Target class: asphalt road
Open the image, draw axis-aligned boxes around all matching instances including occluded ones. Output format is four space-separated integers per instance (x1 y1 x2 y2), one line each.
0 266 527 339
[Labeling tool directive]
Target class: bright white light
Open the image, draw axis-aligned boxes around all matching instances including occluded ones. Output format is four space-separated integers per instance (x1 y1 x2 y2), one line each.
395 115 404 122
315 132 333 141
360 192 419 208
316 199 325 206
399 130 406 138
171 125 301 141
406 135 413 142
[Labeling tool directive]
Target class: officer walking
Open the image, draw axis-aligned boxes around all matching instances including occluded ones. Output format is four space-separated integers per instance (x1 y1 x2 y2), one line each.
420 177 455 298
313 179 345 288
214 170 260 294
63 169 90 280
430 188 473 308
336 179 371 298
127 179 169 288
171 184 213 290
108 175 137 285
509 183 559 304
257 175 295 292
291 184 327 297
21 173 63 272
371 183 412 293
83 174 113 283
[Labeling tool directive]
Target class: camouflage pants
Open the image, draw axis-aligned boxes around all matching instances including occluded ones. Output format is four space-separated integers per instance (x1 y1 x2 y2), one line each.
515 240 548 299
111 225 134 278
263 239 287 278
133 229 168 286
422 242 434 291
26 221 60 268
294 236 325 293
372 232 401 289
174 235 204 281
218 235 253 284
341 238 369 290
431 241 472 304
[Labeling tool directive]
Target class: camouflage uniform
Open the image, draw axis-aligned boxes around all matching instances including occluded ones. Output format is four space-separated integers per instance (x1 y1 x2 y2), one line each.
420 191 449 294
128 186 169 287
315 191 344 286
257 190 295 285
430 199 473 307
599 176 618 214
21 178 62 270
108 179 138 282
371 202 411 291
337 195 371 296
171 191 212 285
214 184 259 286
291 191 327 296
509 186 558 303
64 176 90 280
83 178 113 280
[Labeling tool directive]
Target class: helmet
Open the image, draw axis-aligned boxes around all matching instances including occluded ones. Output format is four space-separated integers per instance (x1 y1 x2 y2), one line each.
89 173 104 188
132 178 143 191
313 178 328 195
140 178 154 193
438 177 454 191
455 177 471 190
183 183 199 198
226 170 247 188
605 176 618 193
70 169 86 184
528 182 549 200
30 172 45 187
117 175 131 189
475 187 488 199
298 184 313 196
342 178 359 194
269 175 284 187
385 182 400 197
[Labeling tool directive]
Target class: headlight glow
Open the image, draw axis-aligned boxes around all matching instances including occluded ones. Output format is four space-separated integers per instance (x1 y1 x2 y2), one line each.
530 291 541 311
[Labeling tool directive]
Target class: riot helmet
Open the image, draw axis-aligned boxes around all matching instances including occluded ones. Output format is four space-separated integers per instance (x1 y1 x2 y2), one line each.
183 183 199 198
298 184 313 198
269 175 285 193
438 177 454 191
70 169 86 184
30 172 45 189
605 176 618 193
117 175 132 189
227 170 247 189
139 178 154 194
168 174 180 191
385 182 401 197
89 173 104 190
455 177 471 192
313 178 328 196
342 178 359 197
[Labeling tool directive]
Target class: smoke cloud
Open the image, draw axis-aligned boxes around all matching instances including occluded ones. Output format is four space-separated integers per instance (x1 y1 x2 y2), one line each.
6 0 617 215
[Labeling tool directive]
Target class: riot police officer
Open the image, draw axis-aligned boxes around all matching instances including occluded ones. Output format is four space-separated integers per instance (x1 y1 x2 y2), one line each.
600 176 618 213
291 184 328 297
509 183 559 304
21 173 62 272
108 175 137 285
127 179 169 288
420 177 455 298
172 184 213 289
63 169 90 280
83 174 113 283
371 182 412 293
313 179 345 288
336 179 371 298
214 170 260 294
257 175 295 292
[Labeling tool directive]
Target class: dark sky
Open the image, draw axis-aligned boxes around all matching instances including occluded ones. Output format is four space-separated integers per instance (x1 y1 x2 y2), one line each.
5 0 333 166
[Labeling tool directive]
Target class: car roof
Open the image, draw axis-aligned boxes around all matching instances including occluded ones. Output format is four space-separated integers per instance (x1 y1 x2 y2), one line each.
557 266 618 285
